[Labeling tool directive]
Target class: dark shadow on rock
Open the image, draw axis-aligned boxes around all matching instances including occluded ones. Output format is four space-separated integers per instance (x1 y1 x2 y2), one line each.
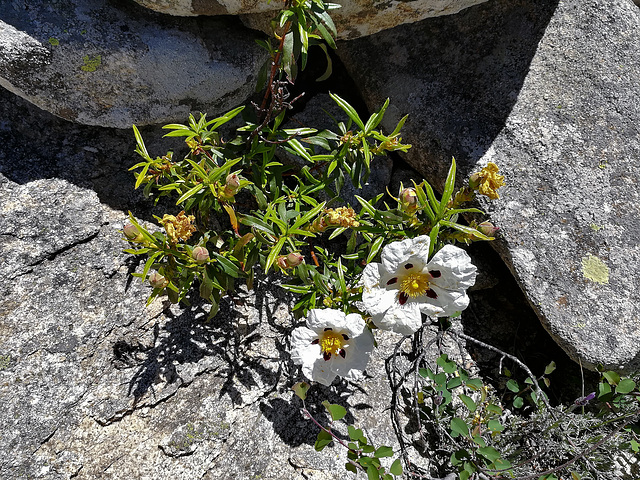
338 0 561 186
464 241 599 404
259 380 364 448
0 87 175 222
114 276 299 419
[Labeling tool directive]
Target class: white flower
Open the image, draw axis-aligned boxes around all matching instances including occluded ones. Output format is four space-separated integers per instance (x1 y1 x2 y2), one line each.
361 236 477 335
290 309 375 386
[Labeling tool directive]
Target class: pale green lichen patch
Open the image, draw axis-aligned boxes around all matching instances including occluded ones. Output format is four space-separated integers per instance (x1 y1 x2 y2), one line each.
581 254 609 284
48 37 59 46
81 55 102 72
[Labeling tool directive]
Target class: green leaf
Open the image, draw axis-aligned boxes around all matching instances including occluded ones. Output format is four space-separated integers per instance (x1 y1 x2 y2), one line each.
506 379 520 393
447 377 462 389
472 435 486 447
603 371 621 386
322 401 347 421
389 458 403 476
465 378 484 391
265 236 286 273
364 98 389 134
367 465 380 480
450 417 470 438
292 382 310 401
345 462 357 474
488 419 504 432
287 138 313 162
374 446 393 458
598 381 612 399
477 446 501 462
436 354 457 374
330 93 365 130
616 378 636 394
314 430 333 452
439 220 494 241
132 124 151 161
423 181 440 216
439 157 456 215
513 397 524 408
176 183 204 205
460 394 477 412
348 425 365 442
366 236 385 263
544 361 557 375
291 201 326 230
210 252 242 278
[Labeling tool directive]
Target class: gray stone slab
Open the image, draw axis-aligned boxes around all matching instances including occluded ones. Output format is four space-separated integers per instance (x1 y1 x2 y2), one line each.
0 0 265 128
337 0 640 371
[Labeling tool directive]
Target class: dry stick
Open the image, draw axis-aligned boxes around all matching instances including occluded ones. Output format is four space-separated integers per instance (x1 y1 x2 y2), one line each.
450 331 640 478
446 330 556 419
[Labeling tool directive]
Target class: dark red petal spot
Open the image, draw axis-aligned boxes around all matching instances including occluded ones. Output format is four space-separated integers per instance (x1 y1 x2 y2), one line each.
324 327 332 331
425 289 438 299
339 349 346 359
311 339 319 345
404 263 413 269
386 277 398 286
323 352 332 361
342 334 349 341
429 270 441 278
398 292 409 305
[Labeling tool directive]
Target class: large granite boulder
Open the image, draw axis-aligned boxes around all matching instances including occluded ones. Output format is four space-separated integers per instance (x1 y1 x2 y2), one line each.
0 0 265 128
337 0 640 371
134 0 490 40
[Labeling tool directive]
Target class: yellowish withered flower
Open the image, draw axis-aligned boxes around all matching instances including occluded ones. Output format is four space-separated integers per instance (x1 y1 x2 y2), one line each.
324 207 360 229
470 162 505 200
159 211 196 244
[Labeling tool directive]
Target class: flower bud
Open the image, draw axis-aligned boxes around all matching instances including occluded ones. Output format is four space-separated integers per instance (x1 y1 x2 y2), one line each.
277 252 305 269
468 172 482 190
285 252 304 268
399 187 418 213
192 246 210 264
148 272 169 289
477 221 499 238
223 174 240 196
123 223 143 242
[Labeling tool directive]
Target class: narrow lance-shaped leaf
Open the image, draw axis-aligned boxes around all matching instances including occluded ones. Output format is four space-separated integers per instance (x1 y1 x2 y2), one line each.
132 124 152 161
364 98 389 134
439 157 456 216
330 93 365 130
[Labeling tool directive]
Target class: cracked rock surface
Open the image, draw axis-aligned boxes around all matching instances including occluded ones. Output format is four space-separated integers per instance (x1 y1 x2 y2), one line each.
0 86 409 480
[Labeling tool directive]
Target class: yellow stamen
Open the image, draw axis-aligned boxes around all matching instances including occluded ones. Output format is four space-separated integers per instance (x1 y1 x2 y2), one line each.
400 272 430 298
320 331 344 355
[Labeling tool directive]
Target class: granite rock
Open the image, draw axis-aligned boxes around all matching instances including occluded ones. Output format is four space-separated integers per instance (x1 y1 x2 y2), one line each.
134 0 490 40
0 0 265 128
337 0 640 371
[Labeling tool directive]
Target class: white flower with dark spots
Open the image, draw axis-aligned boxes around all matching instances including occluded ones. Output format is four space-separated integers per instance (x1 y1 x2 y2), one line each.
290 309 374 386
362 236 477 335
